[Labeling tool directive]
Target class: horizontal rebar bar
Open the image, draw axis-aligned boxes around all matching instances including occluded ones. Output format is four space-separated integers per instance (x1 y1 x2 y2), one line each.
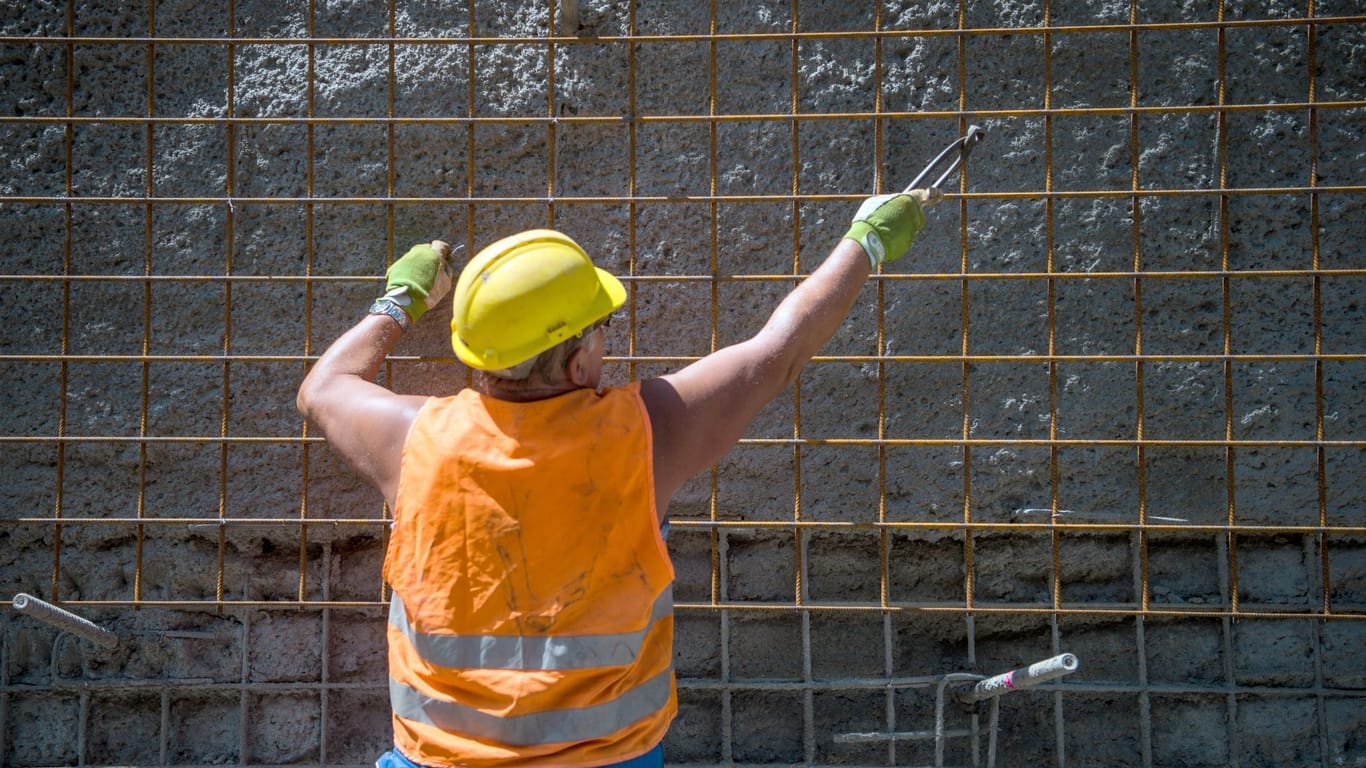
3 183 1365 206
2 435 1362 450
4 674 1362 699
835 728 975 744
2 98 1363 127
682 678 1366 699
5 516 1365 538
671 602 1366 620
4 267 1366 283
2 13 1363 46
17 597 1362 621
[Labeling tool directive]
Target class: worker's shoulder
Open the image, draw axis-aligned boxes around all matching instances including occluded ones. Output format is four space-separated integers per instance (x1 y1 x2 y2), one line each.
637 375 681 414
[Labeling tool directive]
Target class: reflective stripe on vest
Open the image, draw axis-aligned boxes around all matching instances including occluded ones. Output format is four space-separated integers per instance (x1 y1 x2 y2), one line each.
390 664 674 747
389 585 674 671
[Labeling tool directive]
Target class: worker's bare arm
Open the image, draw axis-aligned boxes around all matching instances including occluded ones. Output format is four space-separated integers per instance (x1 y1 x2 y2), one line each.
643 239 871 509
296 315 427 508
297 241 451 507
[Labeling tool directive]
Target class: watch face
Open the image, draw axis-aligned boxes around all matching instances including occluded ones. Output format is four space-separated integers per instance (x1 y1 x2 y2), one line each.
370 299 410 329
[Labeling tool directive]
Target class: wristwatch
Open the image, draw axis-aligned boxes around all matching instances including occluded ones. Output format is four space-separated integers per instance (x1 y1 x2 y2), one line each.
367 297 411 331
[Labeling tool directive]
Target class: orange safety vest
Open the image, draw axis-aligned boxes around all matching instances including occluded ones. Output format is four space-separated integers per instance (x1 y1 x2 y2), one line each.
383 383 676 767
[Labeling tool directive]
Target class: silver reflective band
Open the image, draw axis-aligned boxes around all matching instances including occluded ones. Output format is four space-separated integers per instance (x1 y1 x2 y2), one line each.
389 586 673 671
862 229 886 266
390 664 673 746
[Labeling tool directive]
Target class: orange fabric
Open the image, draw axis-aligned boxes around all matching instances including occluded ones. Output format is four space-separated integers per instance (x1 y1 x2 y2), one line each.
383 383 676 767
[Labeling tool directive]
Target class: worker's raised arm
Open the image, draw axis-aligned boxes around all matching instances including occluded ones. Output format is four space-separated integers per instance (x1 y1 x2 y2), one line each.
644 191 937 506
296 241 452 507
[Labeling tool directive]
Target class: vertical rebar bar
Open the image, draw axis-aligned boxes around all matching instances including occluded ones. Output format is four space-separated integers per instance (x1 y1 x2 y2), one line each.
626 0 640 386
220 0 239 612
547 0 560 229
134 0 155 609
299 0 319 608
0 624 8 763
1307 5 1332 767
872 5 894 765
52 0 76 610
703 7 731 760
1214 8 1242 763
956 0 976 632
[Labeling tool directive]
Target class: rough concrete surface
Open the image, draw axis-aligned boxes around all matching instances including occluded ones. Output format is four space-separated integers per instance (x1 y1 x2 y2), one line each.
1 0 1364 766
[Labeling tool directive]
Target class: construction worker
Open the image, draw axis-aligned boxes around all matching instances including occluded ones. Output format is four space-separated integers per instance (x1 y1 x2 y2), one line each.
296 188 935 768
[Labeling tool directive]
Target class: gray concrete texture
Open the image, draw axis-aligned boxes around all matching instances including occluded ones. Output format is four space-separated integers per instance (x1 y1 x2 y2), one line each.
1 0 1364 765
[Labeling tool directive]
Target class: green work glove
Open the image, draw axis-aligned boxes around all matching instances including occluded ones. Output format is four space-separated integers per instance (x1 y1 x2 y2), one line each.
842 188 940 269
378 241 453 324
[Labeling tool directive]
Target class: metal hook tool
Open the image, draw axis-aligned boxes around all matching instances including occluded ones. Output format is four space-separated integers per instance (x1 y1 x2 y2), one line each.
904 124 988 195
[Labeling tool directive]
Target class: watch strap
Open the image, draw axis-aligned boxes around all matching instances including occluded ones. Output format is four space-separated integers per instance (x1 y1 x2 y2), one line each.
367 297 412 331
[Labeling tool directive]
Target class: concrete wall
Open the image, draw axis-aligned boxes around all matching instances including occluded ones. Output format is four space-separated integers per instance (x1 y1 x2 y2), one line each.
2 0 1364 765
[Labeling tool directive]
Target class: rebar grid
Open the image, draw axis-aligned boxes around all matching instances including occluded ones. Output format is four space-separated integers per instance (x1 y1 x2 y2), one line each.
2 0 1364 766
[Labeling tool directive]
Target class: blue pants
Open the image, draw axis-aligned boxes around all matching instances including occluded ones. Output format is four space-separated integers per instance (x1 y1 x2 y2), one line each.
377 743 664 768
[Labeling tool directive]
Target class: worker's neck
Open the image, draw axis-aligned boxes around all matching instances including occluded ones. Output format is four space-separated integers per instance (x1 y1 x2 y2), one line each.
473 372 582 403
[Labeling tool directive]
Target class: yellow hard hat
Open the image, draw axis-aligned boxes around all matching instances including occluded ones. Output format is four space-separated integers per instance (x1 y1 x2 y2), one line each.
450 229 626 371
